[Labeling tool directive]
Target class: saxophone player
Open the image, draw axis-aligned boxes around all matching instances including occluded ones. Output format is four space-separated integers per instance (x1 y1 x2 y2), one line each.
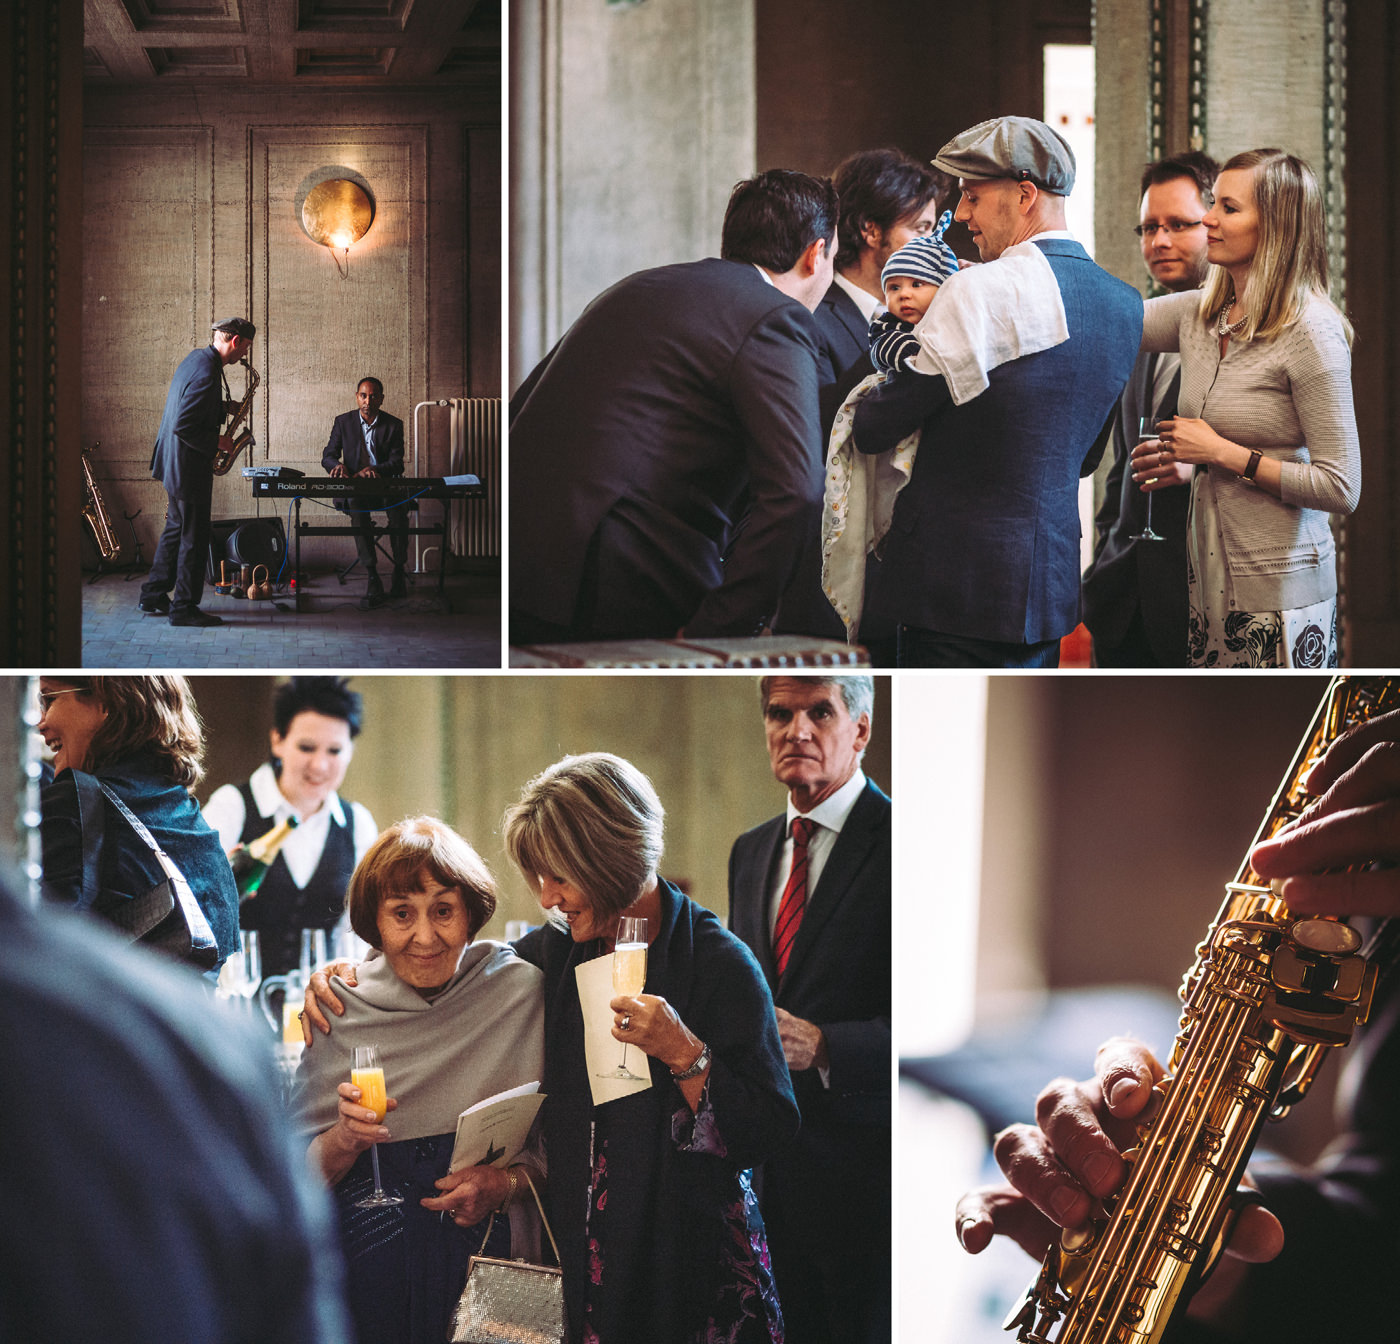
957 703 1400 1342
139 317 256 627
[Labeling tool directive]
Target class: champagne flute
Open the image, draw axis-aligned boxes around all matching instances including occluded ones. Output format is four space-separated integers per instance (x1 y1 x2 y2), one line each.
1130 415 1166 541
352 1044 403 1208
216 929 261 1003
597 916 649 1081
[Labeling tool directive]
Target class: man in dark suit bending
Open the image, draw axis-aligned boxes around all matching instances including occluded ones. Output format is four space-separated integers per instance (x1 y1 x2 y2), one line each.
728 674 891 1344
509 170 836 644
321 376 407 609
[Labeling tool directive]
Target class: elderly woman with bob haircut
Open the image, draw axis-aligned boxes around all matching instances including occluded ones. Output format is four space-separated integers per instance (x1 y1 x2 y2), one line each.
503 752 797 1344
38 674 239 973
1132 148 1359 667
304 754 798 1342
292 816 545 1344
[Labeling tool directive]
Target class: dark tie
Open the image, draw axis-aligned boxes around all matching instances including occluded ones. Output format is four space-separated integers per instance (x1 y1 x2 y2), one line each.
773 817 815 976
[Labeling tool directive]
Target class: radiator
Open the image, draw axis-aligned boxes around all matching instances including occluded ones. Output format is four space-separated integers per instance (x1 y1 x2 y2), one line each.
449 397 500 558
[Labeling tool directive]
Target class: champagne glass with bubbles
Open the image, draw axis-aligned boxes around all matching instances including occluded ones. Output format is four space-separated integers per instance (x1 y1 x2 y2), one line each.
1130 415 1166 542
352 1044 403 1209
597 917 649 1081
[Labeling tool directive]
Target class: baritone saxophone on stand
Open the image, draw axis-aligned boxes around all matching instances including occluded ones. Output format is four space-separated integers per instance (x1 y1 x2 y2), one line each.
1008 674 1399 1344
212 357 259 475
81 443 120 561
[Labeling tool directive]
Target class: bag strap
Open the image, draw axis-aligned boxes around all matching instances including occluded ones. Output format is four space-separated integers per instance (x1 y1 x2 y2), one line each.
70 771 109 913
96 781 217 958
473 1167 562 1266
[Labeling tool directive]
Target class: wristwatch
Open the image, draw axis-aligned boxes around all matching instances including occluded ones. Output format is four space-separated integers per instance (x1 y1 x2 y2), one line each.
670 1041 711 1080
1243 449 1263 481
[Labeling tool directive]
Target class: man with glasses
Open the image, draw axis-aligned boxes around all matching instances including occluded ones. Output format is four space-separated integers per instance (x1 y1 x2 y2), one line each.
1082 152 1219 667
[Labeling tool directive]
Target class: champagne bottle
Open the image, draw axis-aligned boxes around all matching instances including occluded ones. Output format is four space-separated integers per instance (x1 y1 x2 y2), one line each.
229 815 298 898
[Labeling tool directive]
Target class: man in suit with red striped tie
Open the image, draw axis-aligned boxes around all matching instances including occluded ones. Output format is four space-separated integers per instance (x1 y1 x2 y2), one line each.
727 676 891 1344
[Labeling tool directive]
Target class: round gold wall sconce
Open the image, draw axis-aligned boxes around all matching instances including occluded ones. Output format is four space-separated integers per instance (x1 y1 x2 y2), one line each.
297 172 375 277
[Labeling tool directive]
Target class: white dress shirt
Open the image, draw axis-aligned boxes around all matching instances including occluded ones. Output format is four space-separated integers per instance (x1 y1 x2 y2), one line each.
202 762 378 888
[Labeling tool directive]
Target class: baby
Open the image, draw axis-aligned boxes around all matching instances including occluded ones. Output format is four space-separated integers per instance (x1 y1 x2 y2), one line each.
866 211 959 376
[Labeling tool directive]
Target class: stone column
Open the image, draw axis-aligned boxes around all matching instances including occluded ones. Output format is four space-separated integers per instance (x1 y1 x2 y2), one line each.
0 0 83 665
509 0 756 388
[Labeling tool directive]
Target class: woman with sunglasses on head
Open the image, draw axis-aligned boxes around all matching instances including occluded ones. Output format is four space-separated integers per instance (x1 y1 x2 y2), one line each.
37 675 239 975
1133 149 1359 667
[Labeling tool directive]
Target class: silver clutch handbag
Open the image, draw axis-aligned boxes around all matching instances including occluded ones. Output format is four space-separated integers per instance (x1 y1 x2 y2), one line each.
451 1169 564 1344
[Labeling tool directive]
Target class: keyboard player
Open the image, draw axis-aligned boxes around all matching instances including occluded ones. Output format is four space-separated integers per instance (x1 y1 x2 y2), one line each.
321 376 408 609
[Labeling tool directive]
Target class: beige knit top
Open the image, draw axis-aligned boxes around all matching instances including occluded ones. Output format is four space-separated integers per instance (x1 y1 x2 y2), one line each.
1141 289 1360 610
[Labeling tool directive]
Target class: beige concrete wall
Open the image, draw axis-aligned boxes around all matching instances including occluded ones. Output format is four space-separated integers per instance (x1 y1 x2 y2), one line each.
510 0 755 387
192 673 893 937
82 85 499 570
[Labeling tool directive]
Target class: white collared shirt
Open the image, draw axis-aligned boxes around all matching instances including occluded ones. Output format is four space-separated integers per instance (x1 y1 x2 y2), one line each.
765 767 868 938
832 271 884 325
203 762 378 888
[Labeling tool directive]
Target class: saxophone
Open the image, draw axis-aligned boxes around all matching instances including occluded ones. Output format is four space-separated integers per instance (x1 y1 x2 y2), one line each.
81 443 120 561
212 356 259 475
1008 674 1400 1344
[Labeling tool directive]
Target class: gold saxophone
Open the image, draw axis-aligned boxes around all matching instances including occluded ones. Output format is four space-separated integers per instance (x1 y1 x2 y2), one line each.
81 443 120 561
1008 674 1400 1344
212 357 259 475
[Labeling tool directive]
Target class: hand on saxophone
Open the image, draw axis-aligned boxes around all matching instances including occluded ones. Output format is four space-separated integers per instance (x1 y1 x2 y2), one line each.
1251 706 1400 917
954 1035 1285 1269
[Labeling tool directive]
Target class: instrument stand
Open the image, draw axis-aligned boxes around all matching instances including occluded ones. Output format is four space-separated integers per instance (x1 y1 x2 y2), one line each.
122 510 147 579
285 498 451 614
86 511 149 585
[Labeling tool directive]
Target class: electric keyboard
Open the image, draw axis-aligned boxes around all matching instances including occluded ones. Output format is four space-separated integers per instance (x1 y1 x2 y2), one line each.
250 474 483 500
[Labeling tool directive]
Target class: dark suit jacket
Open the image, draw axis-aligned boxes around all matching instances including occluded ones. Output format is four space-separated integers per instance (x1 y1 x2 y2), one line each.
852 238 1142 645
1081 349 1189 664
508 257 824 639
320 409 405 477
811 281 871 388
149 344 224 491
775 283 880 640
727 777 891 1244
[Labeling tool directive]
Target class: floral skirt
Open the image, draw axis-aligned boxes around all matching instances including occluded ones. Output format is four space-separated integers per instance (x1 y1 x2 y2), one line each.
1187 484 1339 669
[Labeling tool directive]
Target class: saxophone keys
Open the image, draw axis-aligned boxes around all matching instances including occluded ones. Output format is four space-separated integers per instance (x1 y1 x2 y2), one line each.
1288 916 1363 956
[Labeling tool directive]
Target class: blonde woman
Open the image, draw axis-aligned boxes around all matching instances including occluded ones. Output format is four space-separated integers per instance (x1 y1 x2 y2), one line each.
1131 149 1359 667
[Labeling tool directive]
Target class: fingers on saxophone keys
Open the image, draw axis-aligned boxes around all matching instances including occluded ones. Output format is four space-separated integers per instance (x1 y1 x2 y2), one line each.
993 1121 1095 1230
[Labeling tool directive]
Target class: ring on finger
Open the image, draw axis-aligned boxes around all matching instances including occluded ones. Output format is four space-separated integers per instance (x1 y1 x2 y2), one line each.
621 1013 631 1031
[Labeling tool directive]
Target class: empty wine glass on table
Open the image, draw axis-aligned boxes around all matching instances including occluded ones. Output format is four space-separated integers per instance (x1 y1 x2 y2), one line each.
597 916 649 1081
1130 415 1166 541
352 1043 403 1209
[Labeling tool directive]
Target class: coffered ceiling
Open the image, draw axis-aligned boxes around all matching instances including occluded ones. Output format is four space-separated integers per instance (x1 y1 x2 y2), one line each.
83 0 499 85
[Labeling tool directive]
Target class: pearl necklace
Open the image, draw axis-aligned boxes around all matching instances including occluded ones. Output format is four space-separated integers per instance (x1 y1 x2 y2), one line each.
1217 305 1248 337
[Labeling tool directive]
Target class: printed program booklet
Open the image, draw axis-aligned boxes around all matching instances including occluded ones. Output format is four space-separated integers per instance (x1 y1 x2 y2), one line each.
448 1081 545 1171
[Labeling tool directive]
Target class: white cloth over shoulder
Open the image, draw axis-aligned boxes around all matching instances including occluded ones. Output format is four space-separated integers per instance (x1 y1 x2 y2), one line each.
821 240 1070 641
910 239 1069 397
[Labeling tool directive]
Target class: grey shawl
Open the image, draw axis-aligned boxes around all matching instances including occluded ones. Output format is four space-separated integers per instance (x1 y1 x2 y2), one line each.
292 940 545 1145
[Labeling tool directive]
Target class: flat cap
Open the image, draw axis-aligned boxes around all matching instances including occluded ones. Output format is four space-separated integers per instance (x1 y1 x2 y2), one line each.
932 116 1076 195
212 317 257 339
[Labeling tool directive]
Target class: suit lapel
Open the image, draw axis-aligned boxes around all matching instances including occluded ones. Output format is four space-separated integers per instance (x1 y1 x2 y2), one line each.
747 817 785 990
829 286 870 348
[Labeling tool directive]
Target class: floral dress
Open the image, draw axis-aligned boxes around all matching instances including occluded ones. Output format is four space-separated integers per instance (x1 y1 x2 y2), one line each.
1187 479 1339 668
580 1093 783 1344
